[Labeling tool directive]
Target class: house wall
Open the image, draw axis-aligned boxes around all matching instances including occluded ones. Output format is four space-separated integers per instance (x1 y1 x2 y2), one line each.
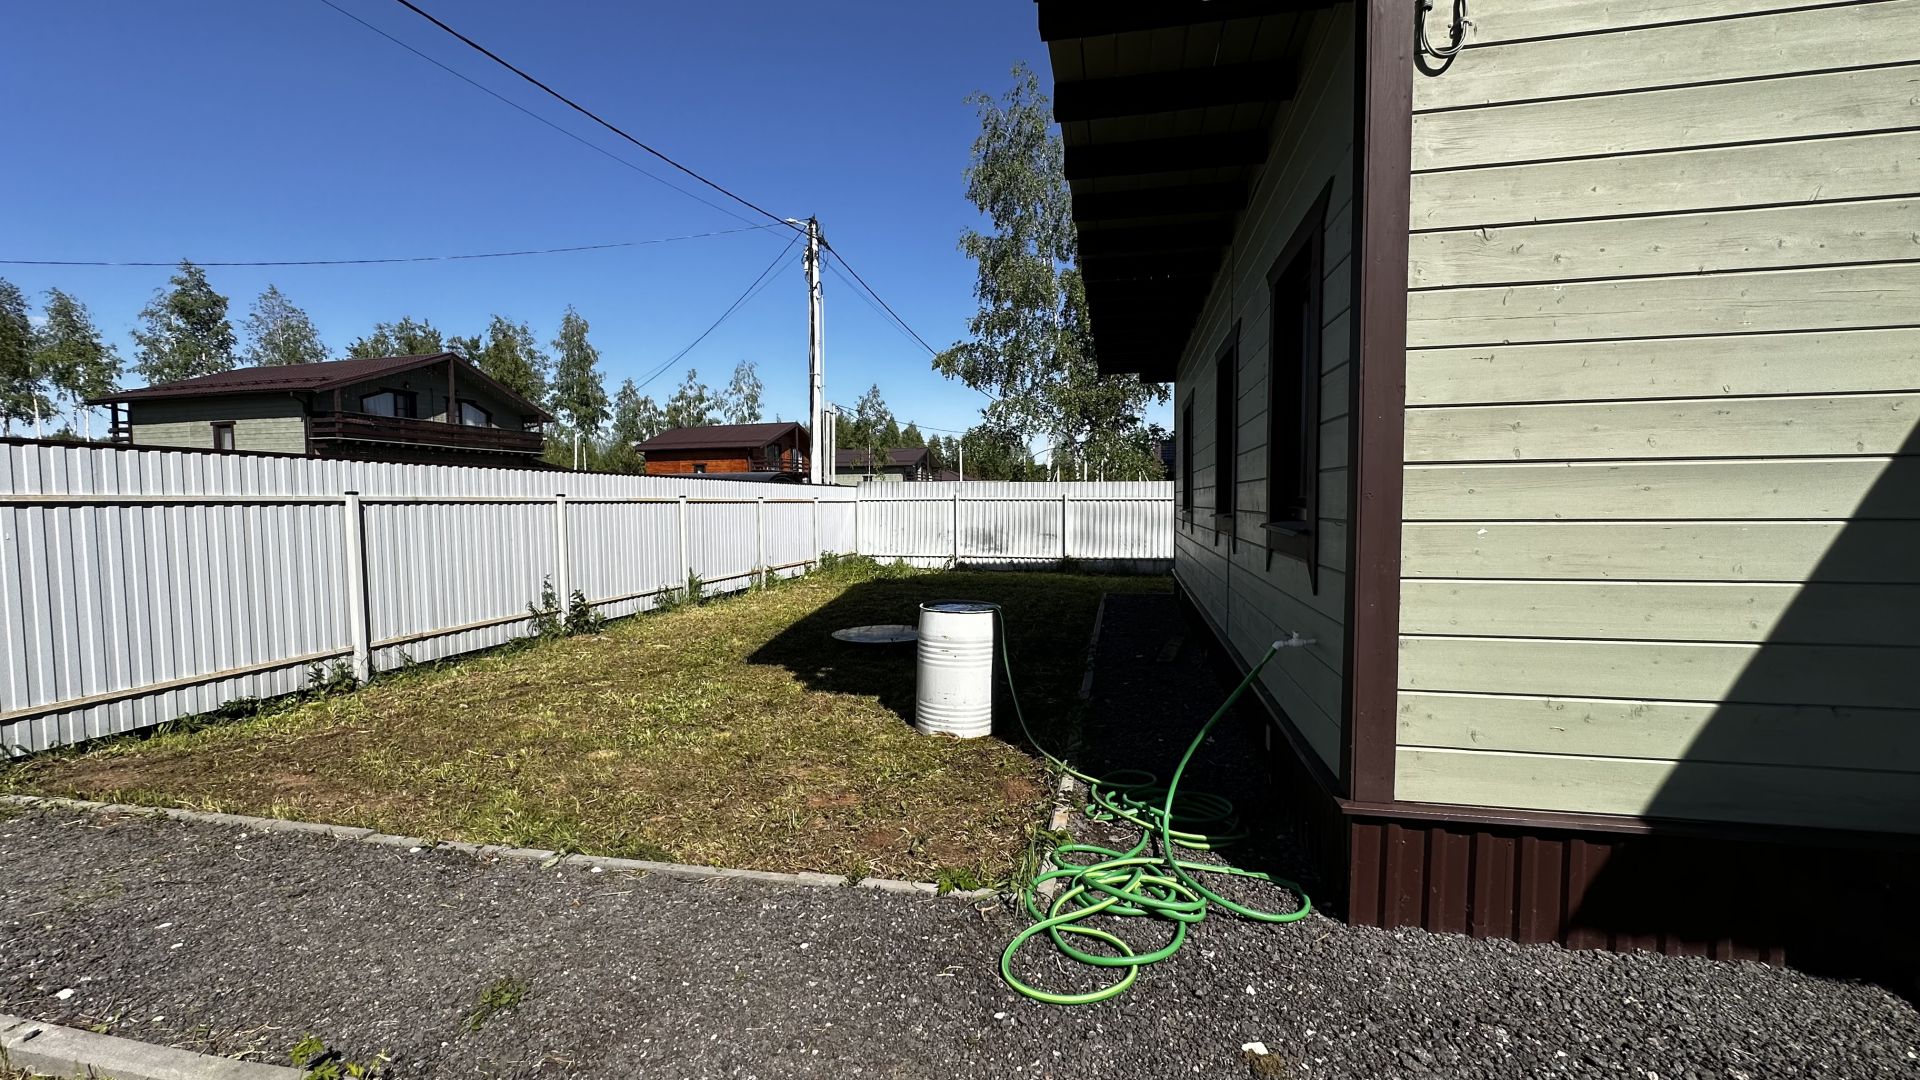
1174 6 1356 771
1396 0 1920 832
643 450 754 475
128 397 307 454
331 362 530 427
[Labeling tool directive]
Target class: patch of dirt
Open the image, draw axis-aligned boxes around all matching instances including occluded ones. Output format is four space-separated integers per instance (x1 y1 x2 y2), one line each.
804 792 860 810
858 828 903 855
997 777 1043 805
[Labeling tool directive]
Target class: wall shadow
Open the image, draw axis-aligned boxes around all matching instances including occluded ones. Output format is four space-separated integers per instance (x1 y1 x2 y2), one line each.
1568 420 1920 990
746 570 1133 755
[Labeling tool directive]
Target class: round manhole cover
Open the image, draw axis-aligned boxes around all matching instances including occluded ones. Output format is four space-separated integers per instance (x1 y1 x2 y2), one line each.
831 624 919 644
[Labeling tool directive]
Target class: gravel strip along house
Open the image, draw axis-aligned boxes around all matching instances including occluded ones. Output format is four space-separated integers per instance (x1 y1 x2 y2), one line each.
1036 0 1920 975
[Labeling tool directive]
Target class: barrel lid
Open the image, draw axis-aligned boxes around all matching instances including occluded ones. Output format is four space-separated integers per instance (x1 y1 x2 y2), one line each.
921 600 996 614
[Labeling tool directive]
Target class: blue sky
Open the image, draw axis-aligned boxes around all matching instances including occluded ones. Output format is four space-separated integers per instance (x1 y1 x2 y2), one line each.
2 0 1157 442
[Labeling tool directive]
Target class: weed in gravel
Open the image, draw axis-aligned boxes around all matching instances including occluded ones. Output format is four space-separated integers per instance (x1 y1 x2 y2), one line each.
933 865 987 894
465 976 529 1032
290 1034 389 1079
1241 1046 1302 1079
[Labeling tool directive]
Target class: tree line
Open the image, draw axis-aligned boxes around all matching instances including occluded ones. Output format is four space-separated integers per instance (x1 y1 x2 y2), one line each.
0 263 767 473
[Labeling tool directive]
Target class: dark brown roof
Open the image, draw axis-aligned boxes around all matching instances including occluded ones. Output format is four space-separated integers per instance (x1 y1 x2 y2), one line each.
90 353 552 419
1040 1 1327 381
835 446 930 468
636 422 808 452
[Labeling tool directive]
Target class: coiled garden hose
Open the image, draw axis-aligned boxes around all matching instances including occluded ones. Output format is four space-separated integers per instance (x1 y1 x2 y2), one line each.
990 608 1311 1005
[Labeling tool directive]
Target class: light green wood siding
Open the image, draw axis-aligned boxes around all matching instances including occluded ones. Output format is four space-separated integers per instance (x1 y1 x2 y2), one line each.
128 397 307 453
1399 0 1920 831
1174 7 1357 772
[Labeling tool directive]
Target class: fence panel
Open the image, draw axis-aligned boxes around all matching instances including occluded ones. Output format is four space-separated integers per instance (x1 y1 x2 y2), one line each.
2 439 1168 754
852 481 1173 568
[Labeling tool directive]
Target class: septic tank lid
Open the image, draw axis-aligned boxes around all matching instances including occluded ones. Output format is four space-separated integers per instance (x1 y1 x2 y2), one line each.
831 624 919 644
921 600 996 614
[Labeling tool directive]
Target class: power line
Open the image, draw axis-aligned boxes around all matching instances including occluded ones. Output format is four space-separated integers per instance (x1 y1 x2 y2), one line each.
819 242 939 356
388 0 800 233
1 223 786 268
828 401 968 436
315 0 757 227
637 230 804 389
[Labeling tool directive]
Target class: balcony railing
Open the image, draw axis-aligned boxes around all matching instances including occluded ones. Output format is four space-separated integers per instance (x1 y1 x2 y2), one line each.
747 449 808 473
310 412 544 454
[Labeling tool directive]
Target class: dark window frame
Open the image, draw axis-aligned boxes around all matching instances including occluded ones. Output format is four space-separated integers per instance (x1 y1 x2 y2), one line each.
1263 181 1332 583
1212 323 1240 548
359 388 419 419
457 398 492 427
692 462 707 474
210 421 235 451
1180 395 1196 522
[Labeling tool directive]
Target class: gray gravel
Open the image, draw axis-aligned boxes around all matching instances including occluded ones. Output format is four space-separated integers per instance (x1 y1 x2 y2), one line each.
1 809 1914 1079
0 593 1915 1079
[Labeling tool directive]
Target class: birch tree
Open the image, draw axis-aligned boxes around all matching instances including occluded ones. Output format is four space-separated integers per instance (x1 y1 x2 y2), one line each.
936 65 1167 478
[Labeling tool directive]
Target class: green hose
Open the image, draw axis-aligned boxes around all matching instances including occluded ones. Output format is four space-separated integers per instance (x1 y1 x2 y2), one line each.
991 610 1311 1005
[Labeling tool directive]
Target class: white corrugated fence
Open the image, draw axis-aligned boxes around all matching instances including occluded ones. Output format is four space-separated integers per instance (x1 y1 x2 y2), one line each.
2 440 1169 754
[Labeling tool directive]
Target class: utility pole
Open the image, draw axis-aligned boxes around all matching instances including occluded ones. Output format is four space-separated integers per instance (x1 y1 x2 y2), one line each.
801 216 827 485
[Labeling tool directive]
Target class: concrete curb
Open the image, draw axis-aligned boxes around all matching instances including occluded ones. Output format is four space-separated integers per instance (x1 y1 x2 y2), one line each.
1 1013 303 1080
0 795 1001 903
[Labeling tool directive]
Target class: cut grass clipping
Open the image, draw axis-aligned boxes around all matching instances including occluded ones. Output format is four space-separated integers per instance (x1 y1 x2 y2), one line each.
2 559 1166 883
465 976 529 1033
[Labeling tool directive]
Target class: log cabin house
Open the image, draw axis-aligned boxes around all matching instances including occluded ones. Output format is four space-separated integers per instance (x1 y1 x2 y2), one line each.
636 421 810 479
1039 0 1920 976
90 353 550 468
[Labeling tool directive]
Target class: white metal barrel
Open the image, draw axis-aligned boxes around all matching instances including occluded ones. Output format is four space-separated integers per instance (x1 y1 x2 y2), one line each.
915 600 995 738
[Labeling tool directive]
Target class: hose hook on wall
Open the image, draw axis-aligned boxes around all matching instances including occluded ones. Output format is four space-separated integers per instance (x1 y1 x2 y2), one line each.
1416 0 1472 75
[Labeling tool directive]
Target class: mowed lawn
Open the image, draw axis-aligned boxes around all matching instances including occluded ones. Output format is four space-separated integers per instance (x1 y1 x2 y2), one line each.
1 560 1168 883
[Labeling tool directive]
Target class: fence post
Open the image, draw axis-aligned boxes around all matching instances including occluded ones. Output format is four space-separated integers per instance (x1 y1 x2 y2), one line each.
811 494 820 564
677 493 691 584
554 493 571 622
755 494 766 584
342 491 371 684
852 489 861 556
952 487 961 565
1061 489 1071 563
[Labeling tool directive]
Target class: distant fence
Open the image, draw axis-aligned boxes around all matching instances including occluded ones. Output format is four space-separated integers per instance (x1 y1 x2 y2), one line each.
1 440 1170 754
855 481 1174 570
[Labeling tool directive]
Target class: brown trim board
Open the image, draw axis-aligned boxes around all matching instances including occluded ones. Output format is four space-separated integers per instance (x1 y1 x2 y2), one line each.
1340 0 1411 804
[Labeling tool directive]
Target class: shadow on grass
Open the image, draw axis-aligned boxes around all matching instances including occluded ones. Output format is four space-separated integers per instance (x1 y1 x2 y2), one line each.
748 568 1164 758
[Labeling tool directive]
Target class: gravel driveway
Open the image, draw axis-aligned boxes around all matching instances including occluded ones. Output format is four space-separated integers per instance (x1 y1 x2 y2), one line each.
1 594 1915 1079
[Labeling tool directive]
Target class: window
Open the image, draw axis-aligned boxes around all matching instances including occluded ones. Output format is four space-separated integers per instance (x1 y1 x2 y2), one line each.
1265 182 1331 573
1213 328 1238 518
458 400 492 427
210 421 235 451
1180 396 1195 519
360 389 418 418
692 462 707 474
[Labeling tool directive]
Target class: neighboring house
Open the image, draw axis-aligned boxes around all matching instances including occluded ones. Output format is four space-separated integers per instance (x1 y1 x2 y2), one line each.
1041 0 1919 973
833 447 931 484
90 353 550 468
637 421 809 478
1150 438 1175 479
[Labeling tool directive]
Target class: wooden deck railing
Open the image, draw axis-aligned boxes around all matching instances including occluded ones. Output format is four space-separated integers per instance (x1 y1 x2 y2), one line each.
309 412 543 454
